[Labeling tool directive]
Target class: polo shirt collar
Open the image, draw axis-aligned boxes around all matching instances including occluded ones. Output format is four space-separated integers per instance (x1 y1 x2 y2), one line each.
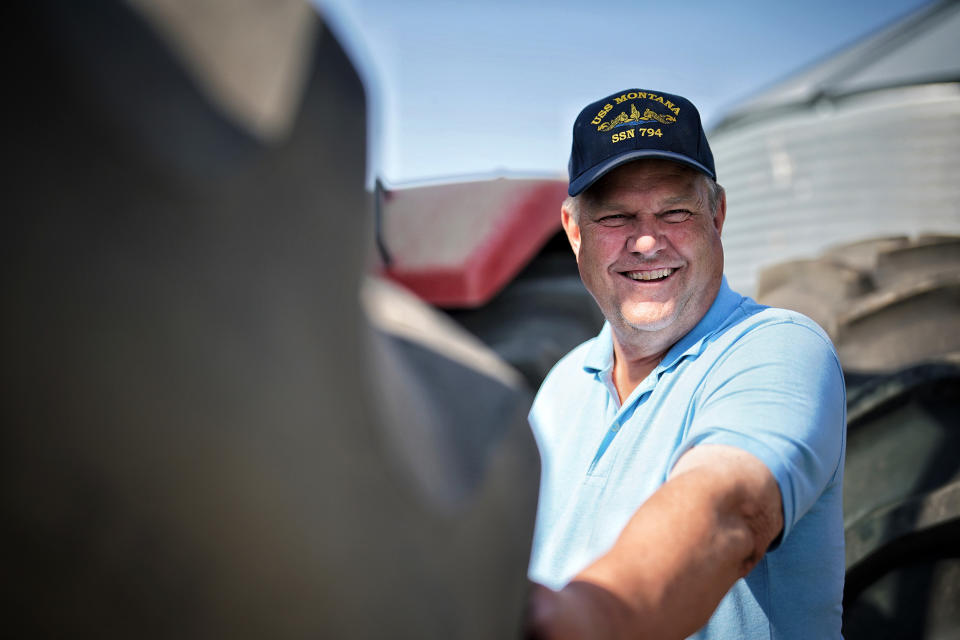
583 321 615 375
660 276 742 371
582 276 743 377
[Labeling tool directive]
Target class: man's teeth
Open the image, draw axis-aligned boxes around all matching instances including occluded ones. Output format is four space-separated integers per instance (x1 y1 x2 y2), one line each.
626 268 674 281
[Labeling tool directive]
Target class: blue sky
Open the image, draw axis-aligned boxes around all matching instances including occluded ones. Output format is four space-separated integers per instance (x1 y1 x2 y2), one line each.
318 0 933 185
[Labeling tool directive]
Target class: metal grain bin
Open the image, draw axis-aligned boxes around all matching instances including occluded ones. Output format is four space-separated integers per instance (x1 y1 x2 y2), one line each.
710 0 960 297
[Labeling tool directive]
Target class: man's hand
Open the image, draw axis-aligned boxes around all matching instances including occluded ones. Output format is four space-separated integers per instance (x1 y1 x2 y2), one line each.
524 581 633 640
525 444 783 639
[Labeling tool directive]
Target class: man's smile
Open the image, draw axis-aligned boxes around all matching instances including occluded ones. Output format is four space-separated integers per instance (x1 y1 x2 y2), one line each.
620 267 677 282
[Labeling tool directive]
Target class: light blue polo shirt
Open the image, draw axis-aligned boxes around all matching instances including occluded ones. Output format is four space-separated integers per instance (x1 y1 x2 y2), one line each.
528 277 846 639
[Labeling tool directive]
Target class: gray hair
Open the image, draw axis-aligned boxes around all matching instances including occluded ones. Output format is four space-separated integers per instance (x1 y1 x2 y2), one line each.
706 179 725 216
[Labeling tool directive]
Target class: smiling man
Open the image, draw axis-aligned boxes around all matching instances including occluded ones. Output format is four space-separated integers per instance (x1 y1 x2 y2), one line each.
524 90 846 639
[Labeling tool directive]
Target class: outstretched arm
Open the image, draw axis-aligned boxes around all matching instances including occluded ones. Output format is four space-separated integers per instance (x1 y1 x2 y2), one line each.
526 444 783 640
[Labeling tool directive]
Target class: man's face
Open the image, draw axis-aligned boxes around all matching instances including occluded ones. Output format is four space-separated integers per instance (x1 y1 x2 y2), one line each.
562 159 726 351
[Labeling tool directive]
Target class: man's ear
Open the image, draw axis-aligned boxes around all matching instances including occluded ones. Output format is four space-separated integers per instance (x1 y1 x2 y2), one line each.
713 188 727 236
561 204 581 258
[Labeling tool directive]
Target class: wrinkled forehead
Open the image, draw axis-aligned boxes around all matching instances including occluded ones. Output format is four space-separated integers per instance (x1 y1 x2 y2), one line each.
584 159 708 207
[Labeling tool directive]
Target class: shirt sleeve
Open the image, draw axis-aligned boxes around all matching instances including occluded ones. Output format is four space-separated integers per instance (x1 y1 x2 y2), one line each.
676 318 846 544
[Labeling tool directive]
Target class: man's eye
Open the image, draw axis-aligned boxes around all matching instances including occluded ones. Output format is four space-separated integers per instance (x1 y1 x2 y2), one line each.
598 214 628 224
661 210 692 223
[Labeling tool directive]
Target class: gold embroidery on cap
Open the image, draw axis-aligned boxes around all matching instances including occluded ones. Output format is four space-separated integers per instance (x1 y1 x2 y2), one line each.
597 103 677 132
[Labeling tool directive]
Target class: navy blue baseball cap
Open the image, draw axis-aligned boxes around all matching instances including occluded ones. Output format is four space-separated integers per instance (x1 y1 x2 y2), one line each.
567 88 716 196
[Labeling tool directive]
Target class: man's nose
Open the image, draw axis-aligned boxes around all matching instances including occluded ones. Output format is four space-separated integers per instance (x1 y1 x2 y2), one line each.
628 219 662 255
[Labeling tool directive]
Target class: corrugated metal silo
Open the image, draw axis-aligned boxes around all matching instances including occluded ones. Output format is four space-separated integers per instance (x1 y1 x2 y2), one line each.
710 0 960 295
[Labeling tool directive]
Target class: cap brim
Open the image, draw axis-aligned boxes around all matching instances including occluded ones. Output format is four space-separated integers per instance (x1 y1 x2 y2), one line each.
568 150 716 196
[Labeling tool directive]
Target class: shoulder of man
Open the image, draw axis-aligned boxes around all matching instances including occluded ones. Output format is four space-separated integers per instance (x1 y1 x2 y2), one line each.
722 298 837 359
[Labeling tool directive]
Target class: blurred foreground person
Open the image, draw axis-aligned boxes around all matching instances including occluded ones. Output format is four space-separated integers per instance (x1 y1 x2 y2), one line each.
525 89 846 639
5 1 537 637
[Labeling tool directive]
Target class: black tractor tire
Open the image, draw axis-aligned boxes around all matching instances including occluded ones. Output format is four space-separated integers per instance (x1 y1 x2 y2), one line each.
447 242 605 390
842 361 960 639
757 235 960 639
